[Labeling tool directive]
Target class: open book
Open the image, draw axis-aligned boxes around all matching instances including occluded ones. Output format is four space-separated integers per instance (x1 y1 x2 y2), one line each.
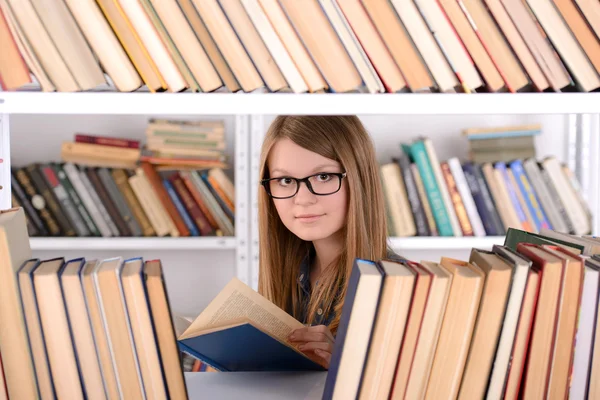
177 278 324 372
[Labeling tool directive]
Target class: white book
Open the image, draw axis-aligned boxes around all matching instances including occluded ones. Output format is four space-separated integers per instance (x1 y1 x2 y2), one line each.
485 246 531 400
570 263 600 400
448 158 486 237
424 139 461 236
241 0 308 93
318 0 385 93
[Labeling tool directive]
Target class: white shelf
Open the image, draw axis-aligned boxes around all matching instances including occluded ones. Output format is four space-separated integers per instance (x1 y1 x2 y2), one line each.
1 92 599 115
29 237 237 251
388 236 505 250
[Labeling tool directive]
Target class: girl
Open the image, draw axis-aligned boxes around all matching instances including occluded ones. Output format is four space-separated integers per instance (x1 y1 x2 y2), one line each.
257 115 399 369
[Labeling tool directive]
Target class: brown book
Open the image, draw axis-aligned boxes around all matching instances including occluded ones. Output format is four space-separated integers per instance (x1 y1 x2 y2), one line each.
503 267 541 400
0 208 39 400
458 249 513 399
111 169 155 236
95 258 144 400
27 164 76 236
390 261 432 400
279 0 363 93
176 0 241 92
361 0 434 92
170 174 213 236
81 261 120 400
14 168 61 236
85 167 132 237
96 0 166 91
517 243 564 399
0 6 30 90
540 246 583 400
140 162 188 236
552 0 600 74
425 258 484 399
425 257 485 400
33 258 85 399
441 162 473 236
144 260 189 400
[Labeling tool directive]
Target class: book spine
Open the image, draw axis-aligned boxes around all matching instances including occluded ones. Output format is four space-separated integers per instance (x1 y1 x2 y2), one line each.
474 164 506 234
75 133 140 149
53 164 100 236
201 173 234 221
539 164 575 234
171 174 213 236
10 193 39 236
111 169 156 237
11 172 49 236
207 174 235 213
63 163 113 237
410 164 438 236
163 179 200 237
509 160 551 231
97 168 143 237
128 174 169 237
495 162 533 232
180 171 219 230
78 168 120 237
85 168 132 236
462 163 496 235
41 164 90 237
190 171 234 236
27 164 76 236
441 162 474 236
396 155 430 236
140 162 188 236
409 142 453 236
449 159 486 237
523 159 567 233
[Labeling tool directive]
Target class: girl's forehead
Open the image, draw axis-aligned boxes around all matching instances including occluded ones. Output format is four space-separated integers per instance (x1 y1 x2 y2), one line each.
268 138 342 176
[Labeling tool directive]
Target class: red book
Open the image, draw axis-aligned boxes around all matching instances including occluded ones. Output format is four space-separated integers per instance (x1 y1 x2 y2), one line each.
169 173 213 236
75 134 140 149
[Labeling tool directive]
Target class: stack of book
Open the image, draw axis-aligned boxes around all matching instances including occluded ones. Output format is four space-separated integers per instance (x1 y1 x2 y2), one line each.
0 207 189 400
381 135 591 237
464 124 539 163
0 0 598 93
11 161 234 237
142 119 228 169
322 228 600 399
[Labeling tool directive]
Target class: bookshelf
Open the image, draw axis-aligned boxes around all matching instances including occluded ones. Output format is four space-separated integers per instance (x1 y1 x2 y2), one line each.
1 92 599 311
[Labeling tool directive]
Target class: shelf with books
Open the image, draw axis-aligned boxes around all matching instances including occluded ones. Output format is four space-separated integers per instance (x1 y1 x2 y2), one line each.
388 236 505 251
29 236 237 251
1 92 600 115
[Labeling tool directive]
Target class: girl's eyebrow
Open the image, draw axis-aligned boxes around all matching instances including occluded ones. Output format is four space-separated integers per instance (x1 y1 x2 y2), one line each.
270 164 341 176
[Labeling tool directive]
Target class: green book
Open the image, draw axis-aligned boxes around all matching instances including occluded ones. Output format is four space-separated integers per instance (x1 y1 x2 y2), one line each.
503 227 584 254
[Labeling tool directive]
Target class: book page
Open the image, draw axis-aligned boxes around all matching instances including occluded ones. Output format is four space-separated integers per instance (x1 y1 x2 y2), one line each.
181 278 304 343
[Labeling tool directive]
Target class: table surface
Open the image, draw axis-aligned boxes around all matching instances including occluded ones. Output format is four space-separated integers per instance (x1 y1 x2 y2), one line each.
184 371 328 400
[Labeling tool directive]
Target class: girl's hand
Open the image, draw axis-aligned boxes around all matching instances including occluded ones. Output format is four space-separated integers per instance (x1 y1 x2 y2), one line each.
288 325 335 369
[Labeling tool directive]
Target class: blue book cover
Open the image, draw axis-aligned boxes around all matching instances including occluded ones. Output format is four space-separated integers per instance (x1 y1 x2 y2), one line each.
163 179 200 236
508 160 552 231
462 163 499 235
178 322 324 372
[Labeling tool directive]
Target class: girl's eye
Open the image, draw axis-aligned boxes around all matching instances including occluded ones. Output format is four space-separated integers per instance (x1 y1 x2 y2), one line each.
316 174 332 182
277 177 294 186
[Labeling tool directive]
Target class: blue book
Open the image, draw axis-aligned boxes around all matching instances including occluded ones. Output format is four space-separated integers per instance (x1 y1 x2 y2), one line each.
178 322 324 372
163 179 200 236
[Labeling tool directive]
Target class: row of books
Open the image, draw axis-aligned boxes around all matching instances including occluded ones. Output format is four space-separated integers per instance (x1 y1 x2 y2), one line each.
1 0 599 94
382 139 591 237
0 208 189 400
321 228 600 399
10 162 235 237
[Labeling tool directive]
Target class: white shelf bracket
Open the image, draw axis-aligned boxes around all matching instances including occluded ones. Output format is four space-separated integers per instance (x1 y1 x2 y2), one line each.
250 115 265 291
0 99 10 210
235 115 250 285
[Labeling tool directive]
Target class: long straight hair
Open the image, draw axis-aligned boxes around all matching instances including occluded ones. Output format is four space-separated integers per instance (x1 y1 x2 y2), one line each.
257 116 388 334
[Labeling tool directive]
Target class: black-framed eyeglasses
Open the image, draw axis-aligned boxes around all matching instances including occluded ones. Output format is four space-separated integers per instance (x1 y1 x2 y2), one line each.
261 172 347 199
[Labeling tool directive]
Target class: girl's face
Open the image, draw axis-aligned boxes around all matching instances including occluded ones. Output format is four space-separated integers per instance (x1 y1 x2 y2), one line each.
267 138 349 242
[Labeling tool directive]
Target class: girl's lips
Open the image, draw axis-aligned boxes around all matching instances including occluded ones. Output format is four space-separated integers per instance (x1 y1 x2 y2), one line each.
295 214 324 222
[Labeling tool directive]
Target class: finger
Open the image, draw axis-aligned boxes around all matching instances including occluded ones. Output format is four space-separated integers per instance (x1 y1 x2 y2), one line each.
314 349 331 368
298 341 333 353
290 331 333 345
308 325 335 343
288 326 309 340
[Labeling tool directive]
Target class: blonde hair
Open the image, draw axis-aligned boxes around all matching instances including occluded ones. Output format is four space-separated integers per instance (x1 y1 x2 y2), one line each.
257 116 388 334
